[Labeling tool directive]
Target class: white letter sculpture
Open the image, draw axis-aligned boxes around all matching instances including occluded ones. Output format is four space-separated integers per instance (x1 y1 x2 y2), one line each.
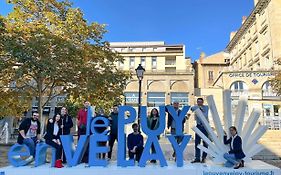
192 90 267 163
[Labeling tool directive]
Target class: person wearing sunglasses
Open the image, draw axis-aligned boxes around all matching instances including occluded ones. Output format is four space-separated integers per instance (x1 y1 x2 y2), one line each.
17 112 41 158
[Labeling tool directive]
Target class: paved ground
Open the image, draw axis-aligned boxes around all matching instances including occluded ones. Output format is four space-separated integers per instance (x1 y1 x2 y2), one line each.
0 138 280 168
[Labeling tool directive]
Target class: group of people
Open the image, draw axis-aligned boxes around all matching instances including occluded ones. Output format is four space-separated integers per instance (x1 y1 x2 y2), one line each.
17 107 73 168
17 98 245 169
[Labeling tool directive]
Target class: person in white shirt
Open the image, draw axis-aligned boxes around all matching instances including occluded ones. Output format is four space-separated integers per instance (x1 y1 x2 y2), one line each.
223 126 245 169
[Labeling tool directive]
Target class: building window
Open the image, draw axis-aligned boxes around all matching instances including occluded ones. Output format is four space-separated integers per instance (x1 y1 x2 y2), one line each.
170 92 189 107
124 92 141 107
129 57 135 68
243 53 247 66
230 81 248 97
165 57 176 65
165 67 176 72
255 41 259 55
147 92 165 107
208 71 214 81
262 81 277 99
141 57 146 67
152 56 157 69
56 96 65 102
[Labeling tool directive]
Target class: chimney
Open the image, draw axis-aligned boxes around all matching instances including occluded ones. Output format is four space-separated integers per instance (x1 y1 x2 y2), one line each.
230 31 237 41
242 16 247 24
199 52 206 62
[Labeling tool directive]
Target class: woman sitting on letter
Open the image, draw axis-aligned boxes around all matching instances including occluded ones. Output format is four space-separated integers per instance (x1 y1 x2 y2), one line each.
44 114 64 168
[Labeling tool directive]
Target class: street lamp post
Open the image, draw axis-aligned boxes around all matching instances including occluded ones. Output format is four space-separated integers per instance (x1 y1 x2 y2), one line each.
135 64 145 127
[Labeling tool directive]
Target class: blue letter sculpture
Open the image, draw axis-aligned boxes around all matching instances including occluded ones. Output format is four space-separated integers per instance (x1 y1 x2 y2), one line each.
89 116 110 166
117 106 136 167
139 106 167 167
60 135 89 167
8 144 33 167
34 142 56 167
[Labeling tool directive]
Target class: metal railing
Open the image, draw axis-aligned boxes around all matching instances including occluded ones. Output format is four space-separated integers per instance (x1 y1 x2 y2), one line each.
262 116 281 130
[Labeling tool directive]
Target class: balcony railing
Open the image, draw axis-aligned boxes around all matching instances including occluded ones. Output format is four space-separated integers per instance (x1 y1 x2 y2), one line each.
231 90 249 97
262 90 280 100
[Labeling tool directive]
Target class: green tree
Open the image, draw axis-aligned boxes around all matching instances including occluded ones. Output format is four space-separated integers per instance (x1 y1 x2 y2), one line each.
0 0 129 132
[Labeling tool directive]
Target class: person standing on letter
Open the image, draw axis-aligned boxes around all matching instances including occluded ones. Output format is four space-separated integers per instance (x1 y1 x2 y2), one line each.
147 108 160 163
167 101 186 159
77 101 90 163
44 114 64 168
60 107 73 163
108 105 119 160
77 101 90 138
127 123 144 163
17 112 41 158
191 98 209 163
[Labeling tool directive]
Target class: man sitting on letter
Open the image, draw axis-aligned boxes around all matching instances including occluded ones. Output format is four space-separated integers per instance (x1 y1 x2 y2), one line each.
127 123 144 162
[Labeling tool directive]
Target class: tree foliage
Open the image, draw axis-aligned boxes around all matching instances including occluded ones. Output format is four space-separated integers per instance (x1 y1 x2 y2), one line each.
0 0 129 125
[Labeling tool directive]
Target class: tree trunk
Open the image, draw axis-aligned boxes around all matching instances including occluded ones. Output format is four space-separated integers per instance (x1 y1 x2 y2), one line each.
38 79 44 135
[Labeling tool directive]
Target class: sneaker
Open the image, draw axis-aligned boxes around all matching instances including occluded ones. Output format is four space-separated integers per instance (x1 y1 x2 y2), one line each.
55 159 64 168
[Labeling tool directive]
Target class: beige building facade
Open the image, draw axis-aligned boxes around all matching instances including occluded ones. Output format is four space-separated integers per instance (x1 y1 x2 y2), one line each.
110 41 195 111
110 41 194 134
195 0 281 129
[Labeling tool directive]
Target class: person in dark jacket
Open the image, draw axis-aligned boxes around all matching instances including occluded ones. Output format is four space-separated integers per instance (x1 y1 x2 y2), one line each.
190 98 209 163
223 126 245 169
166 101 186 158
108 105 119 160
44 114 64 168
60 107 73 163
147 108 160 163
17 112 41 158
127 123 144 162
60 107 73 135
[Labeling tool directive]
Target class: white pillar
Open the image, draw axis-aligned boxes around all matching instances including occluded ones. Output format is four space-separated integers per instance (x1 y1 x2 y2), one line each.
194 109 227 152
244 125 268 152
234 96 247 135
223 90 232 137
207 95 225 142
241 108 261 146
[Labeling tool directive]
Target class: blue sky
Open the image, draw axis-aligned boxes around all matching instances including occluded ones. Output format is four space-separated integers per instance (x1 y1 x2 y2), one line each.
0 0 253 60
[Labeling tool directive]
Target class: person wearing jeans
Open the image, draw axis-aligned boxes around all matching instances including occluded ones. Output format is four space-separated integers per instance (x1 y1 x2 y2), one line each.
191 98 209 163
166 101 186 159
223 126 245 169
17 112 41 158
